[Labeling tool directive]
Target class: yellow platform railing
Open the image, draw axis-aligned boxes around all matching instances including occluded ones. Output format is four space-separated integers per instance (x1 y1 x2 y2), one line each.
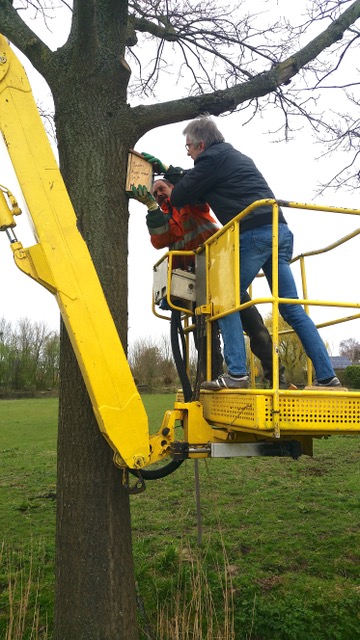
154 198 360 387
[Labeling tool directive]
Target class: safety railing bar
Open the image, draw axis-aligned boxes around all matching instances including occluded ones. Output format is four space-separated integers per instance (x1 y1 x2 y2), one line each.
253 228 360 278
200 386 360 398
315 312 360 330
299 255 313 386
291 228 360 262
265 313 360 340
207 296 360 323
153 249 196 269
278 299 360 309
277 199 360 216
200 198 360 254
240 296 360 310
270 202 280 432
153 202 360 317
234 218 241 309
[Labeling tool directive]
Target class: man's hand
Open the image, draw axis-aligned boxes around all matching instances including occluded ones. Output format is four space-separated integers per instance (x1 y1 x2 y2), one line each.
141 152 169 174
131 184 158 211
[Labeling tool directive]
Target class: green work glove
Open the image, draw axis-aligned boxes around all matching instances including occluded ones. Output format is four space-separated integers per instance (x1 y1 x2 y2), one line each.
141 152 169 174
131 184 159 211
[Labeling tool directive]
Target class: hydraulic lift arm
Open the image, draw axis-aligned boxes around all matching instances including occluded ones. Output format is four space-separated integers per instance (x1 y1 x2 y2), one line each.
3 36 359 480
0 35 152 470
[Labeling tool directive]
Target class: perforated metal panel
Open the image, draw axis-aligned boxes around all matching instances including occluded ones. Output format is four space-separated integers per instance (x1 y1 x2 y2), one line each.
201 391 360 435
276 395 360 431
201 393 272 430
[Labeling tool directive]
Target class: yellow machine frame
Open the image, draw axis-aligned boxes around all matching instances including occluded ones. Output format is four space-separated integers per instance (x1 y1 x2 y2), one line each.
1 35 360 476
153 200 360 448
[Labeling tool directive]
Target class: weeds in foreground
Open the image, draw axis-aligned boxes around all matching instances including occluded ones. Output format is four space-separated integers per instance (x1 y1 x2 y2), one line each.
2 399 360 639
155 539 236 640
1 541 48 640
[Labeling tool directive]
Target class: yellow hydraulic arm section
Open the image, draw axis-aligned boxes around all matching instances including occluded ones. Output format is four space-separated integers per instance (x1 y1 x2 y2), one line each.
4 35 360 478
0 35 151 470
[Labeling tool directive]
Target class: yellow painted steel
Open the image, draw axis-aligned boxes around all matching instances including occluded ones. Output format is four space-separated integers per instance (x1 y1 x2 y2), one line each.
156 197 360 448
0 35 151 469
0 185 21 228
200 389 360 436
2 35 360 472
207 221 240 316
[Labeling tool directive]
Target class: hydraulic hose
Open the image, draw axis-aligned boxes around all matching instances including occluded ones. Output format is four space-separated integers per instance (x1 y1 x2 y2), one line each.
170 309 193 403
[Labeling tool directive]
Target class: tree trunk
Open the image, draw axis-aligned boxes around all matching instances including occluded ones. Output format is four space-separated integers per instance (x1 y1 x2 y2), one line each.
55 330 139 639
53 75 141 639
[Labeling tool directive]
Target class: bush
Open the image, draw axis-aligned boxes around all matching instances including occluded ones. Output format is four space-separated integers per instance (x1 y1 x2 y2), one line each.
344 365 360 388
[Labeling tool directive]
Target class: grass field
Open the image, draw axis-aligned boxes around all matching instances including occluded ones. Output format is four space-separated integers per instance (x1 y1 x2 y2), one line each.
0 396 359 639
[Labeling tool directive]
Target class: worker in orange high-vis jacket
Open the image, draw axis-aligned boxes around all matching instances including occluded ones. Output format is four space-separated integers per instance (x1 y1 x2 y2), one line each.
131 180 286 387
143 178 218 271
132 178 223 378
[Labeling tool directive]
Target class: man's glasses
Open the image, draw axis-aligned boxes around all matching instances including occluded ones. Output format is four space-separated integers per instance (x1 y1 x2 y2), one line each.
185 142 195 151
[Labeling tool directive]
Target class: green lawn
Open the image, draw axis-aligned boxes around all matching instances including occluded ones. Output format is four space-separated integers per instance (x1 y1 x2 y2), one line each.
1 396 360 639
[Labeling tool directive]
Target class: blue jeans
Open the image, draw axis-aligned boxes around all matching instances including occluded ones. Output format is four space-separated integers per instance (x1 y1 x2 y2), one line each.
218 224 335 382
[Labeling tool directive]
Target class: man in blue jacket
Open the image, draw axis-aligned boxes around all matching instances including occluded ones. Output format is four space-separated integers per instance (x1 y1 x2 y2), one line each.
143 115 340 390
133 178 283 385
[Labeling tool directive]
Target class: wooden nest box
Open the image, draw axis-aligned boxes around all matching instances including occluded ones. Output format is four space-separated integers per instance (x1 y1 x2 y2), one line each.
126 150 153 195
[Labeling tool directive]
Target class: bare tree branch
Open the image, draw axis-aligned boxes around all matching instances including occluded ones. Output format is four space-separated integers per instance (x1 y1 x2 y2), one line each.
2 0 360 188
127 0 292 95
0 0 54 75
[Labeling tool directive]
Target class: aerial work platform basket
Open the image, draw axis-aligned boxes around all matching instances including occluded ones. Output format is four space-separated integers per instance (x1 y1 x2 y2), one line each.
153 198 360 450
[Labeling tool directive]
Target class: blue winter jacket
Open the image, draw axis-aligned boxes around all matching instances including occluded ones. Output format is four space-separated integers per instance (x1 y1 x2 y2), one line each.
168 141 287 232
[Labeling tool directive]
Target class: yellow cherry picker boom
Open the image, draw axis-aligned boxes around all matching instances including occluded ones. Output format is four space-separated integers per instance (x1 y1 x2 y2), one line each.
1 35 360 488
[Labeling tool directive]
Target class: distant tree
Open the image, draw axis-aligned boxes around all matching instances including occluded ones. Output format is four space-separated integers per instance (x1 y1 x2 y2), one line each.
0 317 14 390
339 338 360 363
264 313 308 384
159 334 178 386
344 364 360 388
12 319 53 390
39 331 60 388
12 318 34 389
129 336 161 389
0 317 59 391
129 334 179 389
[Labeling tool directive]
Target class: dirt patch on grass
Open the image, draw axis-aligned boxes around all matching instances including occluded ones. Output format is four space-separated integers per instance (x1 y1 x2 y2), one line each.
256 575 284 592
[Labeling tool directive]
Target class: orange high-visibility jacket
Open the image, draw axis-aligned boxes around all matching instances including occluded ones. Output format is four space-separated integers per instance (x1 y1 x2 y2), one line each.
146 199 219 270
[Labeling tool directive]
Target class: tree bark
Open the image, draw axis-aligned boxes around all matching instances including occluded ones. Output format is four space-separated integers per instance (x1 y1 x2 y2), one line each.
51 62 141 639
56 330 139 639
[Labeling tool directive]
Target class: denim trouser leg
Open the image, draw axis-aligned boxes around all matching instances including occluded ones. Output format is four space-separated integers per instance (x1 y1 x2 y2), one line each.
218 312 247 376
219 224 335 381
247 225 335 381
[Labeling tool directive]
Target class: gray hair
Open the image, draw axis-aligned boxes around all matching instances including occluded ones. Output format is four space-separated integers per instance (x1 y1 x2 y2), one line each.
183 115 225 148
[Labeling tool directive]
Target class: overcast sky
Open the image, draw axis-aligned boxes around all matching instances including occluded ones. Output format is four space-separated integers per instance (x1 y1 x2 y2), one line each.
1 4 359 354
